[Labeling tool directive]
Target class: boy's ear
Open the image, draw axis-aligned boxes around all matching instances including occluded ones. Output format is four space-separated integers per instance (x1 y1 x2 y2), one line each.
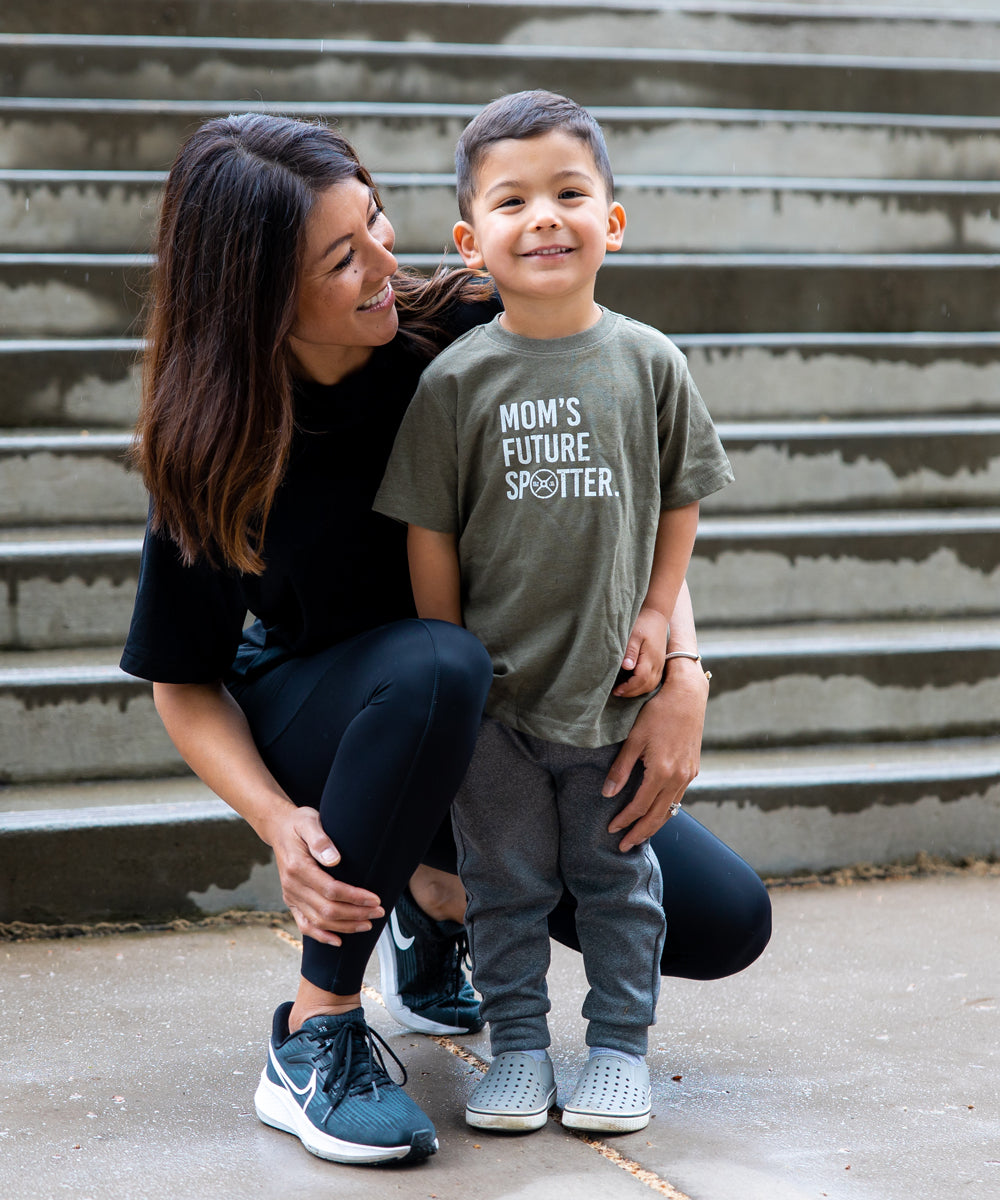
606 202 626 253
453 221 485 269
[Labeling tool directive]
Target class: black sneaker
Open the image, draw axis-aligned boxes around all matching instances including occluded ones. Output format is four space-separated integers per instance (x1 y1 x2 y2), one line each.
375 888 484 1036
254 1002 438 1164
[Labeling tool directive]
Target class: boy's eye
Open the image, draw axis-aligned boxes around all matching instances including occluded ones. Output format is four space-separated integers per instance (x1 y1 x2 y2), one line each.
559 188 585 200
497 197 523 209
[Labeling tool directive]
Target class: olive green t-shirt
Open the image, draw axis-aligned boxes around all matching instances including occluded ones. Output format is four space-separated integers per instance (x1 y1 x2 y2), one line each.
374 309 733 747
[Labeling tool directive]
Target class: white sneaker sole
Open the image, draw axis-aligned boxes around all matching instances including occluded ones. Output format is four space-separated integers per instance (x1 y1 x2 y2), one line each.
254 1072 437 1163
375 926 472 1036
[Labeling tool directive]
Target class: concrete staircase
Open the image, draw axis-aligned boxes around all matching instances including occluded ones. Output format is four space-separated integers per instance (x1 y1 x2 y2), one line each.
2 0 1000 924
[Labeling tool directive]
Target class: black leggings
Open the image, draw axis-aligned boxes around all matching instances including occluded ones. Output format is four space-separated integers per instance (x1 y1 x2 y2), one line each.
232 619 771 995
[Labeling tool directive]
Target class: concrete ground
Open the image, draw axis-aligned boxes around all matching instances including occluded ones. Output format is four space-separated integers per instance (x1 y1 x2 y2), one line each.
1 873 997 1200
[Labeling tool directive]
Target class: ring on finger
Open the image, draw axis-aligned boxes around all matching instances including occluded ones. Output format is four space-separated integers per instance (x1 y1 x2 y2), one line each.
668 801 682 818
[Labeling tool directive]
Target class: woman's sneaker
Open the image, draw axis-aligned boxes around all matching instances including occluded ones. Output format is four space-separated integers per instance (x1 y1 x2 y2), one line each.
376 888 484 1035
254 1002 438 1164
465 1051 557 1132
560 1053 652 1134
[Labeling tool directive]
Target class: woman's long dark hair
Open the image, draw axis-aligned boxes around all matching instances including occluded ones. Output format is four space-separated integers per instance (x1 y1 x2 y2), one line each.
135 113 493 574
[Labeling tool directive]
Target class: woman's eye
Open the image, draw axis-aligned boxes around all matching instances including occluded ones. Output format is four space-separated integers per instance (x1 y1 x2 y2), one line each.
368 205 384 227
333 248 355 271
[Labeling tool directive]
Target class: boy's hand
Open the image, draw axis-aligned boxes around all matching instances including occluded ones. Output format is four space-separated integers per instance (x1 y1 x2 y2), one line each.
613 605 668 697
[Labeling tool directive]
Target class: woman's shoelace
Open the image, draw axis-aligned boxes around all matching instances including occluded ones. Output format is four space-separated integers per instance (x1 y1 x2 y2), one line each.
310 1021 409 1107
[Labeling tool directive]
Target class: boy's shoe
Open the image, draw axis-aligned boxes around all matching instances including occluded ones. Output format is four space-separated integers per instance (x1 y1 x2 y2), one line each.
560 1053 652 1134
376 888 484 1036
254 1002 438 1164
465 1051 557 1132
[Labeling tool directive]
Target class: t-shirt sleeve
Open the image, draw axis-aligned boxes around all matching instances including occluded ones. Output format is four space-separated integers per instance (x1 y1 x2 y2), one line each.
373 374 461 533
119 513 248 683
656 348 734 509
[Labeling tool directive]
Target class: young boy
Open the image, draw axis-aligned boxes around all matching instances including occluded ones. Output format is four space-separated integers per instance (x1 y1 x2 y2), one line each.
374 90 732 1135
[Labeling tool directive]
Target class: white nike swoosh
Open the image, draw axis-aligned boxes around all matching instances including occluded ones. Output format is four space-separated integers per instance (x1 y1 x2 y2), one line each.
269 1044 318 1107
389 909 415 952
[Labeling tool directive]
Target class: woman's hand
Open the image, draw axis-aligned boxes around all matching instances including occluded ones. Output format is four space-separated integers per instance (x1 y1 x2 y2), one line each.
604 644 709 852
152 680 383 944
265 805 383 947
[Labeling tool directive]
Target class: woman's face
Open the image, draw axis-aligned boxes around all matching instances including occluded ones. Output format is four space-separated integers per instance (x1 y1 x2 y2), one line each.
288 177 399 383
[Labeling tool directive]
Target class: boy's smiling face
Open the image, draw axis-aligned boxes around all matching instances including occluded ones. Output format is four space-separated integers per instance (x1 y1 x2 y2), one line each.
453 129 625 336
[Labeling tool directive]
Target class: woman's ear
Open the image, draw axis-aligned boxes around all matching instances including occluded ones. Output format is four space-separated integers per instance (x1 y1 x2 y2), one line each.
606 202 626 252
453 221 486 269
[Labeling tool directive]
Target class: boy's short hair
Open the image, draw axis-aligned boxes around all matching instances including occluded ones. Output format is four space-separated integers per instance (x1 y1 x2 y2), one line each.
455 90 615 222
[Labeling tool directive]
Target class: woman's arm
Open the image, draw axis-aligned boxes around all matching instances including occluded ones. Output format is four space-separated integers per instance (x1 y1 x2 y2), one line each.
604 578 711 851
153 681 383 945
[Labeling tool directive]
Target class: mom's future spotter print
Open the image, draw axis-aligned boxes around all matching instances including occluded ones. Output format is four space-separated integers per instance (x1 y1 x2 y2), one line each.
499 396 619 501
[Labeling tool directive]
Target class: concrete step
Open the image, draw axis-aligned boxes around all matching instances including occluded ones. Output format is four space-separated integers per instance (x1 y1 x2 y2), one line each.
3 731 999 921
7 168 1000 255
0 776 277 925
591 252 1000 335
0 253 152 338
699 616 1000 748
0 529 144 650
0 338 141 428
692 510 1000 624
682 332 1000 421
5 0 1000 59
0 170 162 254
3 34 1000 115
0 649 182 784
3 334 998 428
7 415 1000 533
617 176 1000 255
2 619 998 783
7 251 1000 338
0 431 141 526
4 508 999 649
688 735 1000 877
5 99 1000 180
710 416 1000 512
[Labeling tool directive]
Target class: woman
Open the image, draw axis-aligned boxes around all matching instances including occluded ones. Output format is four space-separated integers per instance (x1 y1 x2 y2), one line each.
120 113 770 1168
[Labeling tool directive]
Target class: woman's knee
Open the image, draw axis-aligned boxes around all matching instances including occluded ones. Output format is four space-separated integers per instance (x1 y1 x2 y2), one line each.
678 877 772 981
374 619 491 729
419 619 493 706
653 812 773 980
717 880 772 976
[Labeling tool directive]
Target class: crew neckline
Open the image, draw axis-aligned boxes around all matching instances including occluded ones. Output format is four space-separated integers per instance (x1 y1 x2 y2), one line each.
481 308 619 355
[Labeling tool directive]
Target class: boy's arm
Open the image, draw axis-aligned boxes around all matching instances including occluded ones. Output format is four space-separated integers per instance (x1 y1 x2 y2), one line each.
408 525 462 625
613 500 700 698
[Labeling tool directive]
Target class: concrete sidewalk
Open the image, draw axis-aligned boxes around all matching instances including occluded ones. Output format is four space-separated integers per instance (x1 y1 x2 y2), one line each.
1 873 997 1200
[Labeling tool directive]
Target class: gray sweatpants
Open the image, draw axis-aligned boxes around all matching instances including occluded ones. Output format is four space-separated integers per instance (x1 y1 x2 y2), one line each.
452 716 666 1057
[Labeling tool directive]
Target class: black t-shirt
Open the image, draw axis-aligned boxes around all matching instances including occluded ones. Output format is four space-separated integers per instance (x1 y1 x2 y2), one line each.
120 300 498 685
